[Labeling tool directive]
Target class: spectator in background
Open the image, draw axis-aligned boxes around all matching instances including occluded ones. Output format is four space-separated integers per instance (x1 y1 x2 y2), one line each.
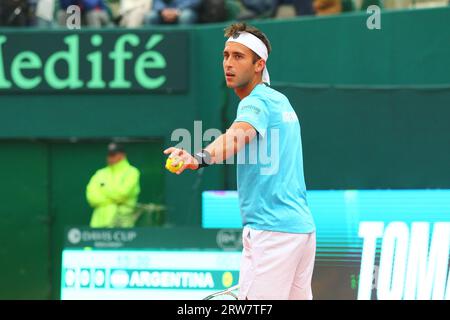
86 143 141 228
58 0 112 27
0 0 32 26
145 0 201 25
273 0 314 17
81 0 111 26
238 0 276 20
313 0 341 15
292 0 314 15
35 0 56 27
86 143 140 228
118 0 151 28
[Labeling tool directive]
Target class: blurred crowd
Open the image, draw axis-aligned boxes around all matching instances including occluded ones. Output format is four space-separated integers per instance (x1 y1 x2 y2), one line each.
0 0 448 28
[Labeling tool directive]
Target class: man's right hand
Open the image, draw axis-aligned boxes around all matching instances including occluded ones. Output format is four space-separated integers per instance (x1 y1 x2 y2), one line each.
163 147 199 174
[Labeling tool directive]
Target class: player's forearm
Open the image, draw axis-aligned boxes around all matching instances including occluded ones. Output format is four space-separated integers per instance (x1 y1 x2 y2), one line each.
163 123 256 173
204 129 249 164
204 134 232 164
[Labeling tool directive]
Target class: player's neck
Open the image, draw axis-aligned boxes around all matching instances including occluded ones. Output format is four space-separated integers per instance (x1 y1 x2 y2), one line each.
235 78 263 100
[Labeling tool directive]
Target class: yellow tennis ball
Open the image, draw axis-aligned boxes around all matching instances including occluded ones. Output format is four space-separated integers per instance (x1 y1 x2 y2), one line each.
222 271 233 288
165 157 184 173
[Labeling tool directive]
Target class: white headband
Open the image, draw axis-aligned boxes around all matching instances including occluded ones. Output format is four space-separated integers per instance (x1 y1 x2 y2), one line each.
226 31 270 85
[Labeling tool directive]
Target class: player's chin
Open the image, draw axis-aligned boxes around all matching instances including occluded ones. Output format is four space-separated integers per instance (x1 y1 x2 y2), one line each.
225 78 237 88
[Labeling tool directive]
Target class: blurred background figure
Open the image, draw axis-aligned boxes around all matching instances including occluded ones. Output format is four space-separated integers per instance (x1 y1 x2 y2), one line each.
292 0 315 15
313 0 341 15
198 0 227 23
237 0 276 20
86 143 141 228
57 0 112 27
0 0 33 26
117 0 152 28
34 0 56 27
144 0 201 25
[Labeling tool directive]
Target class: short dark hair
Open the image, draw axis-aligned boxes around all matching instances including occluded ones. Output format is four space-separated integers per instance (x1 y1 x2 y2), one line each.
224 23 272 61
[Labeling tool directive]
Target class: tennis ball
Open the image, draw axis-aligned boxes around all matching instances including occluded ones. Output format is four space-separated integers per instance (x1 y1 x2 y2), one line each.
222 271 234 288
165 157 184 173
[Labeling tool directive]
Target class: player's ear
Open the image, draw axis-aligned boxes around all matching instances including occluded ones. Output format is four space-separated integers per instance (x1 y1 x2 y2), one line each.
255 59 265 73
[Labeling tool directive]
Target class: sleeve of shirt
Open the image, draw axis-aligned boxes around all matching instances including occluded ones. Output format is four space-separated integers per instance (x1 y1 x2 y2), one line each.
233 96 270 138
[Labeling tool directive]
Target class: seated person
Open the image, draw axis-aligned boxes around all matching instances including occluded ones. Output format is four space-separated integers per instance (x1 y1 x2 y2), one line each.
271 0 314 17
35 0 57 27
237 0 276 20
118 0 152 28
313 0 342 15
292 0 314 15
58 0 111 27
0 0 31 26
145 0 201 25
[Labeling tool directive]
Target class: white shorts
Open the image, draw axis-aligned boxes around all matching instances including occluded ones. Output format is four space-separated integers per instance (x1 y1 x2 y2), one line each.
238 226 316 300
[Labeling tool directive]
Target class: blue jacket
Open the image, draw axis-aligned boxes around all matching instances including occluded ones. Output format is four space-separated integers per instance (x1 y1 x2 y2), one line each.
153 0 201 12
59 0 107 11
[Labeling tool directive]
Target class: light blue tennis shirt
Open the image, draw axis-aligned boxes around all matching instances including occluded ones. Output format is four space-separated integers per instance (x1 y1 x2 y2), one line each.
234 83 315 234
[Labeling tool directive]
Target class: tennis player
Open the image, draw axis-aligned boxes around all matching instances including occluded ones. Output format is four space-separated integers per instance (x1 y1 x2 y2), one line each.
164 22 316 300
